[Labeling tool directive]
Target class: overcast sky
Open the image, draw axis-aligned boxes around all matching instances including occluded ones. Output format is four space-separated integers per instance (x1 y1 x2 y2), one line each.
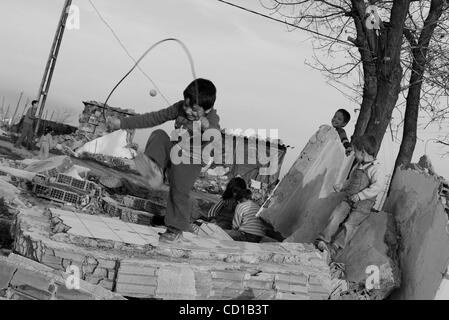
0 0 447 179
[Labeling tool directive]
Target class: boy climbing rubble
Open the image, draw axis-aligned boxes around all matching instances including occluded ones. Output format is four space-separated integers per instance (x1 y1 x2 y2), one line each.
315 135 385 259
106 78 220 243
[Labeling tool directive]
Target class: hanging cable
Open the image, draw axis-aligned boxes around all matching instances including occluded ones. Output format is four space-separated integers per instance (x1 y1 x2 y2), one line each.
88 0 171 105
103 38 199 120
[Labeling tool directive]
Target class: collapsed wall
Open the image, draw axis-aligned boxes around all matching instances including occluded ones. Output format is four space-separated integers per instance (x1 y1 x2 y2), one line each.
384 167 449 300
258 125 354 242
13 207 333 300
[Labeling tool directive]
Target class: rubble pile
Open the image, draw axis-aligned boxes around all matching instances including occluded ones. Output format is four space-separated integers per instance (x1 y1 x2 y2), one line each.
78 101 136 139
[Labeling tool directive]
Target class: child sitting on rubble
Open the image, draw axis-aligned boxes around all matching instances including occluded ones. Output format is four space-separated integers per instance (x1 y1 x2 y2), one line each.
315 135 385 258
225 187 266 243
37 127 54 160
332 109 352 156
205 177 247 230
106 78 221 243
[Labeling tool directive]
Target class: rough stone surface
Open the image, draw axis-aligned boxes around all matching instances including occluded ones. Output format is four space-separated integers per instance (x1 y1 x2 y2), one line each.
0 254 125 300
13 206 333 300
384 168 449 300
258 125 354 241
332 211 401 299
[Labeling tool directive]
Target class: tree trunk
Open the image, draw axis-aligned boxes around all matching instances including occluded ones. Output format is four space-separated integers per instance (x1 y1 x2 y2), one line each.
351 0 378 138
364 0 411 156
394 0 445 169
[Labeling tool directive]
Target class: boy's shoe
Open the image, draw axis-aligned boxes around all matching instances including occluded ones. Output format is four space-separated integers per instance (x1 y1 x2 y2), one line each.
158 227 183 243
134 153 164 190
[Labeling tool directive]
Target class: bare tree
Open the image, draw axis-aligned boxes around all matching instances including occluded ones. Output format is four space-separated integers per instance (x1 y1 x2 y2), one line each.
260 0 449 161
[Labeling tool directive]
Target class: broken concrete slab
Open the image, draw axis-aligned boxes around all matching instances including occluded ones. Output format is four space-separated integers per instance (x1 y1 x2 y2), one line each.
258 125 354 242
0 165 37 181
384 168 449 300
0 254 125 300
332 211 401 299
74 130 137 159
24 155 73 175
13 206 333 299
0 178 20 202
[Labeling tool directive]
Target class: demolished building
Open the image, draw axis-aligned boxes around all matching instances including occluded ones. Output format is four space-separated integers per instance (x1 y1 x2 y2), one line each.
1 101 449 300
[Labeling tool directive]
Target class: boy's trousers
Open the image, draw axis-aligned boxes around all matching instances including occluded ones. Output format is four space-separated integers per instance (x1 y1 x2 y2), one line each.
144 129 202 232
319 199 375 249
15 123 34 149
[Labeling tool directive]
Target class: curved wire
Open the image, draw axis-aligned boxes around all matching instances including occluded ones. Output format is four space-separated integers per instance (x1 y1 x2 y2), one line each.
103 38 199 118
88 0 171 106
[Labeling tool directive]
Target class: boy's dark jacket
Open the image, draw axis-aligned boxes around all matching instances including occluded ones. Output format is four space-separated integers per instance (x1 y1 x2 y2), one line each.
120 100 221 164
120 100 220 132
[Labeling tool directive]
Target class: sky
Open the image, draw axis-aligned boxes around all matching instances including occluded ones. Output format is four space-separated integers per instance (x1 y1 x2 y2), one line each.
0 0 447 179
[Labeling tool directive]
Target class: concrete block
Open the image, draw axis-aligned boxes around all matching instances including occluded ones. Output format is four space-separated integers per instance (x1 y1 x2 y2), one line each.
276 291 309 300
53 249 86 263
118 264 157 276
115 283 156 296
275 273 308 285
258 125 353 241
116 274 157 286
211 271 247 282
275 281 308 294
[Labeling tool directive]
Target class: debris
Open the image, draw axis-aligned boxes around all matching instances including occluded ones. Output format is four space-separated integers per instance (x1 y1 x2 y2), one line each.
384 167 449 299
0 254 125 300
13 206 332 299
74 130 137 159
258 125 354 241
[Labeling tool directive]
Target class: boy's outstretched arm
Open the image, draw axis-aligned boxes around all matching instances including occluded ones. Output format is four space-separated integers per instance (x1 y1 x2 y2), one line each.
118 101 183 130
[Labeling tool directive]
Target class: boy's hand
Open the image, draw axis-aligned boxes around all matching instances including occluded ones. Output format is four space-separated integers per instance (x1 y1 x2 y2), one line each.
199 116 209 130
106 116 121 132
349 194 360 202
333 183 343 192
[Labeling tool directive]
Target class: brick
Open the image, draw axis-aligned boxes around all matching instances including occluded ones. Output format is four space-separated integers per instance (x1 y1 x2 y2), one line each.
97 258 117 269
212 280 244 290
252 289 275 299
41 254 63 267
0 263 17 288
10 269 53 294
98 279 114 291
275 273 308 285
275 281 308 294
10 286 53 300
53 250 86 263
276 291 309 300
93 268 108 278
115 283 156 296
309 293 329 300
211 271 247 282
107 270 116 280
212 288 246 299
118 264 157 276
117 274 157 286
308 284 330 295
55 285 95 300
246 280 274 290
308 275 324 286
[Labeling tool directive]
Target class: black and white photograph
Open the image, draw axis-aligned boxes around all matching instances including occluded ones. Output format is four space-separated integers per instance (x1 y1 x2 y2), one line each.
0 0 448 308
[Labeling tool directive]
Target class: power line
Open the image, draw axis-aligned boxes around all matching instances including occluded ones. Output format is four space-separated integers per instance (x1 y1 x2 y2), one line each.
88 0 171 106
216 0 353 46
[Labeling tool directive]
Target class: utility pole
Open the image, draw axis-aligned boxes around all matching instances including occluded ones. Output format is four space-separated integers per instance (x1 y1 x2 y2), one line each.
4 105 10 122
34 0 73 135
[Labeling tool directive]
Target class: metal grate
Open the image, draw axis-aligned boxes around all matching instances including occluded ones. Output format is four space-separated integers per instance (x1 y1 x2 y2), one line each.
122 195 165 216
